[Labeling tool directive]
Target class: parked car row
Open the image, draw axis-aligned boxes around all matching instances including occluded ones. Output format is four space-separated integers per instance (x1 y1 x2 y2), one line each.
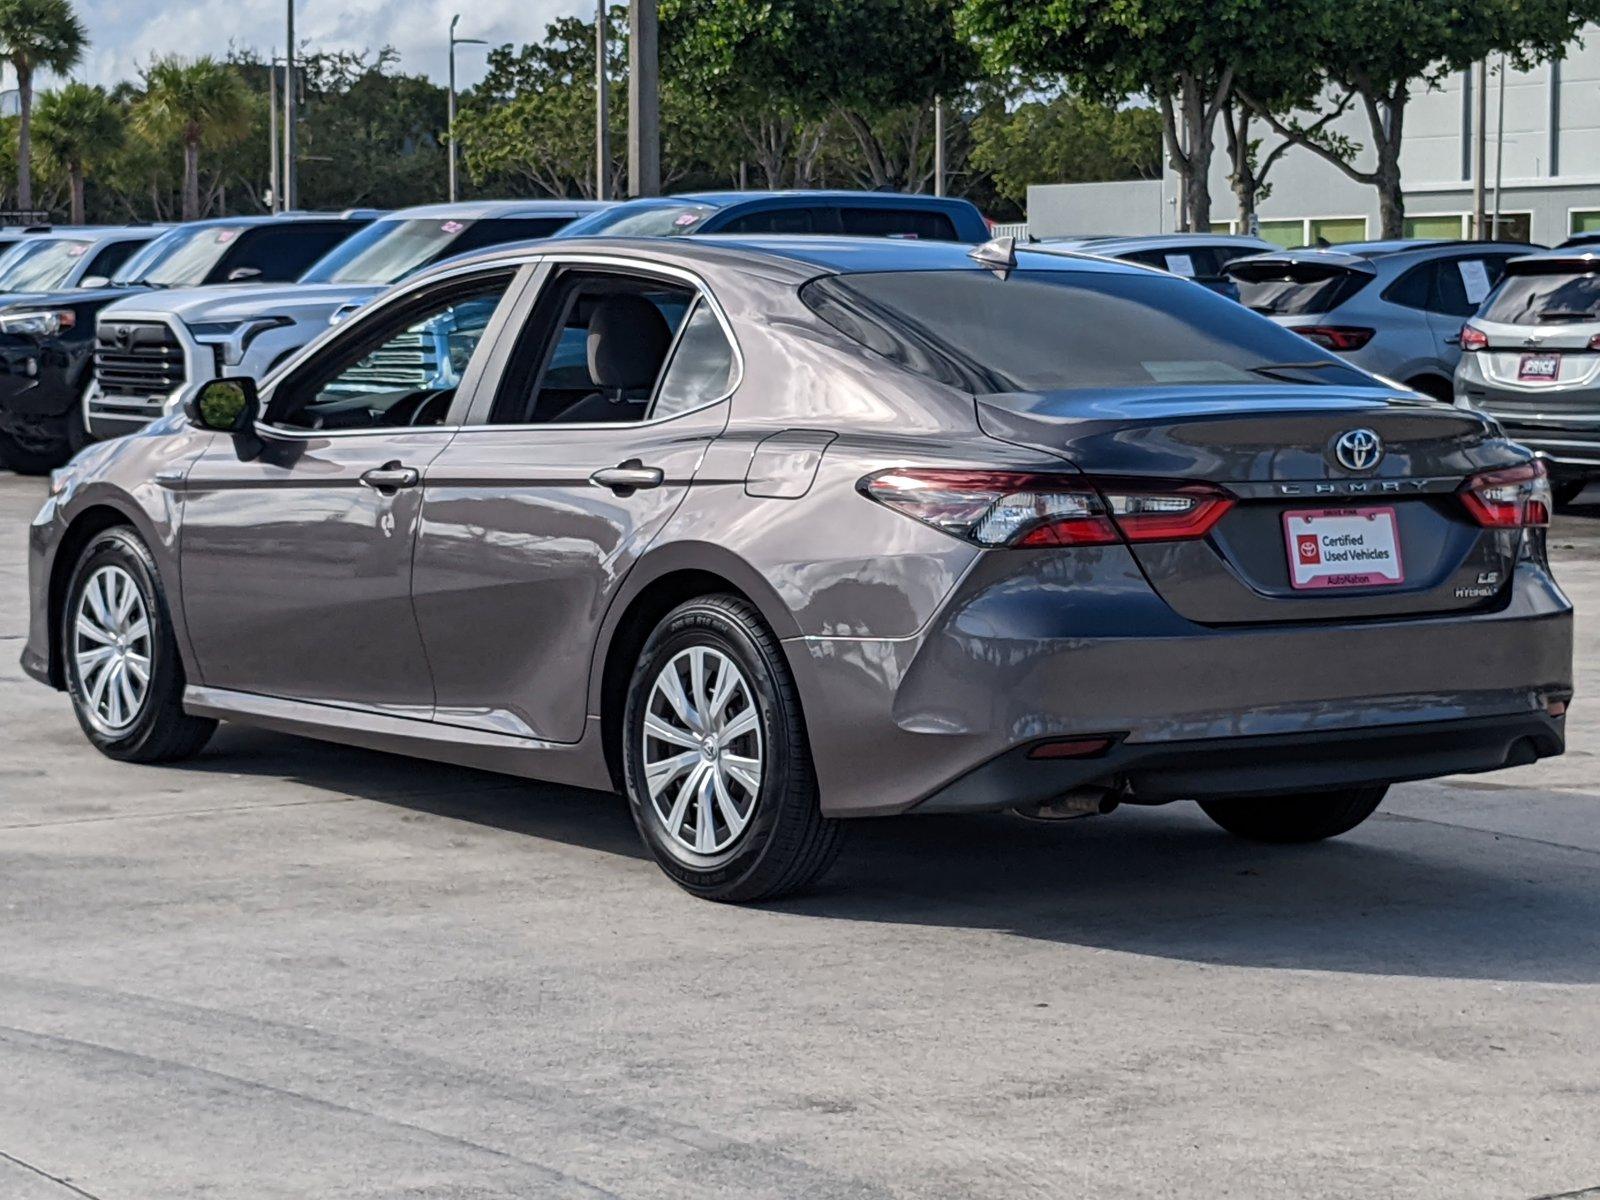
0 190 993 474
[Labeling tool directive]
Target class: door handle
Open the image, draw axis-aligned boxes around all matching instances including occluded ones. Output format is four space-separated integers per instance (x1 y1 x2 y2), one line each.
359 462 420 493
590 459 665 494
1444 335 1462 346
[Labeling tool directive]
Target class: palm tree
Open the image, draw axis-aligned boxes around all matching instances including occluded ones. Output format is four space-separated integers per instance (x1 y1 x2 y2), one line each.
0 0 86 213
135 56 252 221
34 82 122 222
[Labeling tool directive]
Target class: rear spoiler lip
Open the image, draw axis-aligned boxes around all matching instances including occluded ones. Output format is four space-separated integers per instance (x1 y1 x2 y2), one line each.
1222 251 1377 281
1505 252 1600 275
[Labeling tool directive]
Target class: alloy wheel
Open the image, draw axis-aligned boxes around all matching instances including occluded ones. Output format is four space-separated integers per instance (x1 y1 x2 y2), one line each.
641 646 764 857
72 565 152 736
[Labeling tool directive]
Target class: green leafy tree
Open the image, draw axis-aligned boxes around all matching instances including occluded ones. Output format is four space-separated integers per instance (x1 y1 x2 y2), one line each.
962 0 1314 231
33 82 122 223
134 55 253 221
1240 0 1600 237
971 93 1160 208
0 0 86 212
664 0 979 190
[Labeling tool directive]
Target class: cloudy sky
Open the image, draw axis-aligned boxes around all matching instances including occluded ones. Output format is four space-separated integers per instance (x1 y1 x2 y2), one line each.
18 0 589 93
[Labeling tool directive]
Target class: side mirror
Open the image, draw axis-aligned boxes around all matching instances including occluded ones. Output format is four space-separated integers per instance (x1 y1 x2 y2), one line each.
184 377 259 434
78 275 109 288
227 266 263 282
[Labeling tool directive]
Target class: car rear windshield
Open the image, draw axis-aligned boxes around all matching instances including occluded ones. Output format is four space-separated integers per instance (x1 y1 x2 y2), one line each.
1227 261 1370 315
801 268 1375 393
1480 266 1600 325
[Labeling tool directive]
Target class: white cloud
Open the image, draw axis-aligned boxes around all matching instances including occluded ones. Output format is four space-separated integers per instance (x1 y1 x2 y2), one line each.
19 0 588 93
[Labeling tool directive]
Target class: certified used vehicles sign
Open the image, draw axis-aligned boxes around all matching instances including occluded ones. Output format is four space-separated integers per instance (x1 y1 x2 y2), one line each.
1284 507 1405 590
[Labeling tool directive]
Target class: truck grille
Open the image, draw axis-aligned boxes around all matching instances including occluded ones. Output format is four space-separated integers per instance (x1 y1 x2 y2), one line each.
334 329 439 393
95 320 187 400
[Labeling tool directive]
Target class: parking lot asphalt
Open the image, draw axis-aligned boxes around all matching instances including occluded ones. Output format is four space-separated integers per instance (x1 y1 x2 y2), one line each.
2 468 1598 1200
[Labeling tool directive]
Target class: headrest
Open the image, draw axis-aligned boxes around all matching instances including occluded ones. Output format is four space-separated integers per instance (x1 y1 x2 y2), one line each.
587 294 672 391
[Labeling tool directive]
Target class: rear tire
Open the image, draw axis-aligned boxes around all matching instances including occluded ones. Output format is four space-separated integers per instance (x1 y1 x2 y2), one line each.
1198 785 1387 843
62 526 216 763
622 594 843 903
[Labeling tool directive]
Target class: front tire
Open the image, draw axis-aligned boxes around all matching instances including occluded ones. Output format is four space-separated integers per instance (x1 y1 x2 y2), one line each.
622 594 843 902
62 526 216 762
1552 478 1590 508
1198 785 1387 843
0 410 83 475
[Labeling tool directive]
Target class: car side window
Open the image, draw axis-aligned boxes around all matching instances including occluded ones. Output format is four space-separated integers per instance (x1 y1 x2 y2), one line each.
215 223 361 284
1428 257 1504 317
489 268 710 426
718 207 827 235
651 299 736 420
84 239 142 281
264 272 515 432
838 208 960 241
1383 263 1434 311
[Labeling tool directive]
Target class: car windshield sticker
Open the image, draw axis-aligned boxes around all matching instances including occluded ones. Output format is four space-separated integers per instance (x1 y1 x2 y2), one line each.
215 229 239 244
673 212 702 227
1164 253 1197 276
441 220 465 234
1459 259 1491 304
67 243 88 257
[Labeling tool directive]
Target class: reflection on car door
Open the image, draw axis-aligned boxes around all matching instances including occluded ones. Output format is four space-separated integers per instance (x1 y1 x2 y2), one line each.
177 267 526 713
412 263 738 743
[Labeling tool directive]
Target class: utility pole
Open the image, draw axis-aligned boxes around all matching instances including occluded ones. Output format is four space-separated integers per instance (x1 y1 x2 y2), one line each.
268 52 280 212
284 0 297 211
1492 54 1507 239
628 0 660 197
595 0 609 200
933 97 945 196
1472 58 1488 239
448 15 488 203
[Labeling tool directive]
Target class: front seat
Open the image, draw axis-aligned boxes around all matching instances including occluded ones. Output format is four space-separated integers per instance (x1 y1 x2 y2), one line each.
553 294 673 424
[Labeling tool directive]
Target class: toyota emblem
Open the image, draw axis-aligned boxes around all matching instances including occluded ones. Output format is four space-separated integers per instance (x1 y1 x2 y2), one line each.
1333 428 1383 472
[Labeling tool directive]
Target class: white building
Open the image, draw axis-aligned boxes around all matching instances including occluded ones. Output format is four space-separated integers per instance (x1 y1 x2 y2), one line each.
1026 27 1600 247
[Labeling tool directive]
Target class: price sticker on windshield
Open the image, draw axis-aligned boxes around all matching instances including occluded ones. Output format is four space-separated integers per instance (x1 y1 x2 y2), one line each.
1283 507 1404 590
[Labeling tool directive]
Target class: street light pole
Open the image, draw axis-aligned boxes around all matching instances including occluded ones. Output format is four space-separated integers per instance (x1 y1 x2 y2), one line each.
1472 59 1488 239
933 97 945 196
628 0 660 197
447 16 488 204
284 0 296 211
268 52 280 212
1492 54 1507 239
595 0 609 200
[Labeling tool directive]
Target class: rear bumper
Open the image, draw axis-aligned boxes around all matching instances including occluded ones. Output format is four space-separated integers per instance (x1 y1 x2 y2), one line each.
789 543 1573 818
916 712 1565 813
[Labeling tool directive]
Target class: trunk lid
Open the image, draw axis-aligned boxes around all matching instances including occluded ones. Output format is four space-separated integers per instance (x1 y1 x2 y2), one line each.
977 384 1530 624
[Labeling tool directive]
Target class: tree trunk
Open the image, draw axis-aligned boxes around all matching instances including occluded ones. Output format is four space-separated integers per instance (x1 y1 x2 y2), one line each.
1373 85 1407 238
69 164 84 226
15 62 33 213
1157 94 1192 233
182 139 201 222
840 109 891 189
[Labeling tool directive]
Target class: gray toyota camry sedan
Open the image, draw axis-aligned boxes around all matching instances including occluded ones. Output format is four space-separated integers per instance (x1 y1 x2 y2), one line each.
22 236 1573 901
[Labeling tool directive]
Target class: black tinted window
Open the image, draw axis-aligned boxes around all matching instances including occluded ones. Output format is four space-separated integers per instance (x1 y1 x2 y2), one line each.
1383 263 1433 310
447 217 572 254
1230 264 1370 315
85 239 144 280
1428 256 1509 317
219 223 363 283
719 207 827 234
838 208 959 241
1481 268 1600 325
803 269 1374 392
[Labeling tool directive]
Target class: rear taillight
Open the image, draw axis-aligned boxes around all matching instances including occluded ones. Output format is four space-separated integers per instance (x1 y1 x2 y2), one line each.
1460 324 1488 351
1295 325 1376 352
859 469 1233 548
1460 461 1551 528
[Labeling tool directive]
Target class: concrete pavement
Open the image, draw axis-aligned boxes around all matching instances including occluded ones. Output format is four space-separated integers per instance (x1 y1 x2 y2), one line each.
2 470 1598 1200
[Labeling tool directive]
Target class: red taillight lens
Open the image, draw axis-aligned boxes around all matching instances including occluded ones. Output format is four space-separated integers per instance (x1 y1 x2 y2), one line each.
1295 325 1376 351
859 469 1233 548
1460 324 1488 351
1460 461 1551 528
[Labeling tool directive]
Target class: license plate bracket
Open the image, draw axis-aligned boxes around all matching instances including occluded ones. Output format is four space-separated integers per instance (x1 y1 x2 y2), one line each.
1283 507 1405 590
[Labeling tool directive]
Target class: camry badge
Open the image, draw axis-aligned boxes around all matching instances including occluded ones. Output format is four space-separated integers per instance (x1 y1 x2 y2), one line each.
1333 428 1384 472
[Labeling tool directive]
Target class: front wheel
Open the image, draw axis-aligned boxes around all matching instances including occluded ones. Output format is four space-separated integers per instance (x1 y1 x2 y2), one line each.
1198 785 1387 843
62 526 216 762
622 594 843 902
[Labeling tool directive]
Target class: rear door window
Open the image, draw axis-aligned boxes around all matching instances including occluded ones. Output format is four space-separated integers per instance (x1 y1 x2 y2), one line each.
718 207 833 235
837 208 960 241
1428 256 1506 317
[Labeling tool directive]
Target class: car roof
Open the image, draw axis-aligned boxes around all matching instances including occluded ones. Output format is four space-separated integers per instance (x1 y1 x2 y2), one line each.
1040 233 1272 252
598 190 976 211
30 225 166 243
384 199 613 220
418 232 1137 287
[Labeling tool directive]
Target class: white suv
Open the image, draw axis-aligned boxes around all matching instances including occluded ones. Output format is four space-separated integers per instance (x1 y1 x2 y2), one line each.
88 200 607 437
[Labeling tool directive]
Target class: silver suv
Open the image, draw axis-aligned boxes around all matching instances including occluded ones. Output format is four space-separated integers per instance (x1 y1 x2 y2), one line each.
1227 240 1535 400
1456 248 1600 504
